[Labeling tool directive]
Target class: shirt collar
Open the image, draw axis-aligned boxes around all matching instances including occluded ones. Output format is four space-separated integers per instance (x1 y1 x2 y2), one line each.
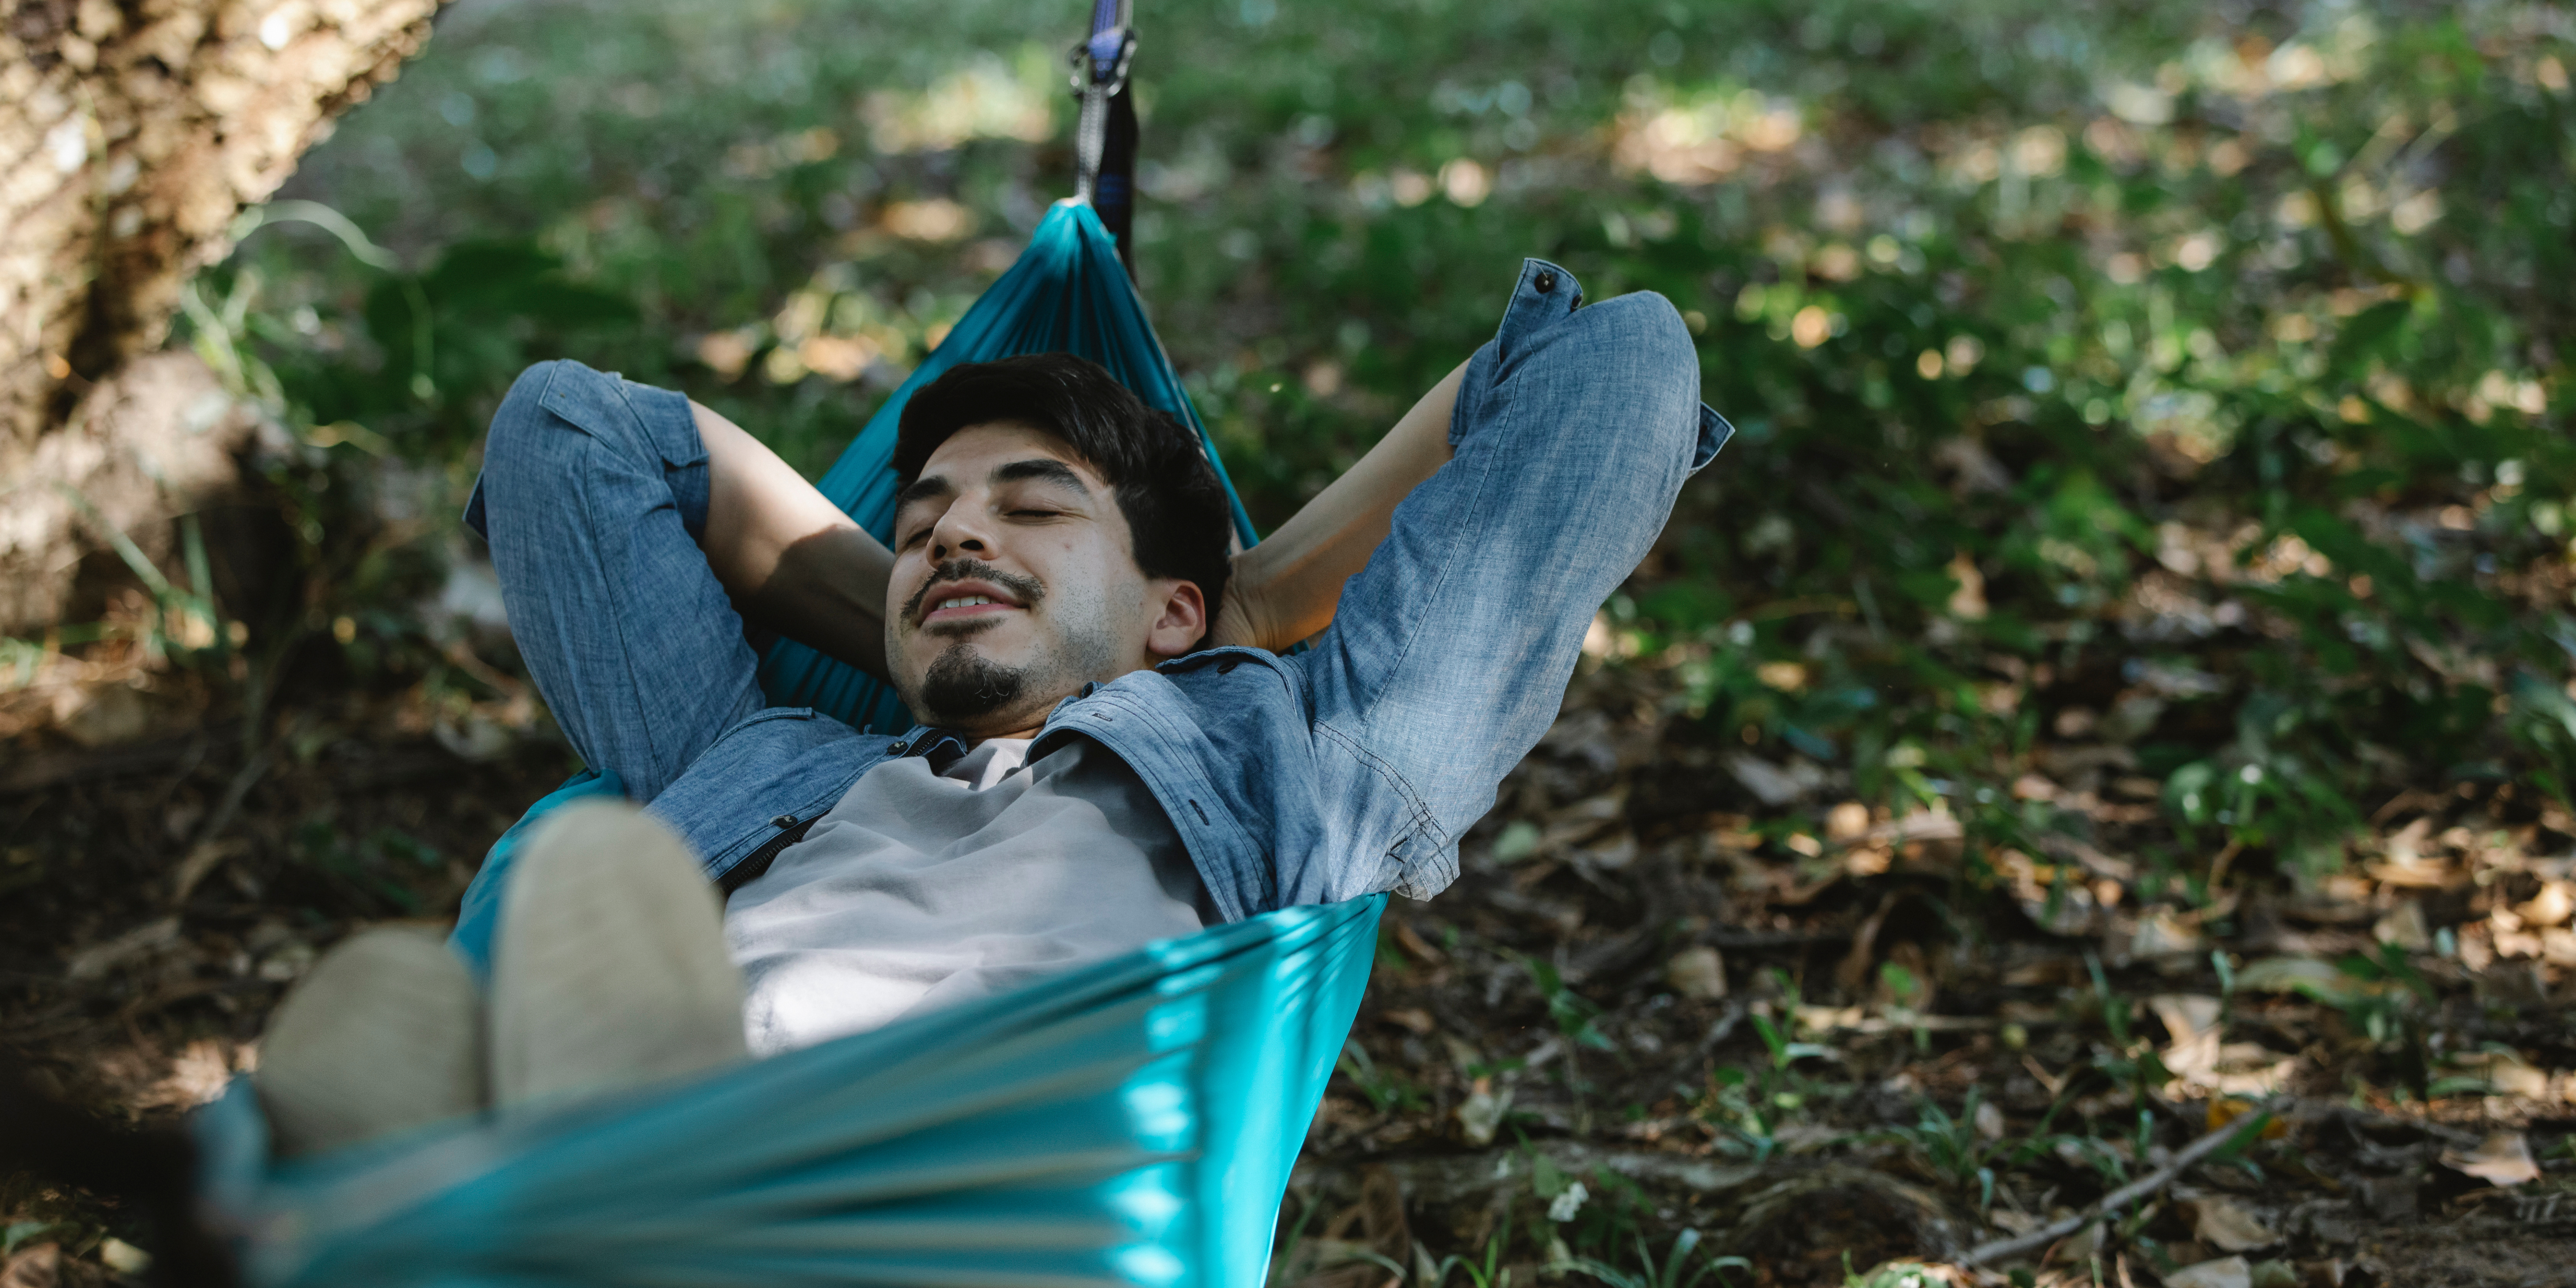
894 724 973 775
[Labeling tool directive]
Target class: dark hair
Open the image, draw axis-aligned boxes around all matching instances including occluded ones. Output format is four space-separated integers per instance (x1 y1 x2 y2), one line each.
893 353 1232 645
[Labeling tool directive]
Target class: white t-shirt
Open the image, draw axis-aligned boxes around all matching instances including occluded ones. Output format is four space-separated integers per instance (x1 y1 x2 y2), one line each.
722 736 1215 1056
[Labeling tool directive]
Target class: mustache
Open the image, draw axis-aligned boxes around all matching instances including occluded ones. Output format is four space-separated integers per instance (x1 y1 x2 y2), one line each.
899 558 1046 625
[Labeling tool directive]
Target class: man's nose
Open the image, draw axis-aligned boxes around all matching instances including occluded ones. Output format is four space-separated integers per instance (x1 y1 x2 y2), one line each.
927 504 994 561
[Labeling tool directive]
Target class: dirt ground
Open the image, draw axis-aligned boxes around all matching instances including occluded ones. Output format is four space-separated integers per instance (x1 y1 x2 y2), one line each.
3 651 2573 1287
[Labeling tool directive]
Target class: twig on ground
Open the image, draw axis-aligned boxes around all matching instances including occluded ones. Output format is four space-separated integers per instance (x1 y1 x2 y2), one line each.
1695 1001 1746 1057
1961 1096 2286 1265
170 746 274 903
2301 1100 2484 1147
0 726 235 795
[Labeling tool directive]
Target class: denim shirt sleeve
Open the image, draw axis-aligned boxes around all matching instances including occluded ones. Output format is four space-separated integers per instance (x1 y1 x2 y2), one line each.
1692 405 1736 475
1290 260 1720 900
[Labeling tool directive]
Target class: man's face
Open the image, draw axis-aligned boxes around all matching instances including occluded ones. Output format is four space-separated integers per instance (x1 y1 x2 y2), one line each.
886 422 1205 738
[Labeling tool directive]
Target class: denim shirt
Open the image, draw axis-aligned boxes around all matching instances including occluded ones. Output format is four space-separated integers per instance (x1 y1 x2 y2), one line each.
629 263 1728 924
454 262 1729 950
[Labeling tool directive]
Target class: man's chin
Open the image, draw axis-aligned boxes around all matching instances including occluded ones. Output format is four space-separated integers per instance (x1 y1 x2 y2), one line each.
902 639 1050 729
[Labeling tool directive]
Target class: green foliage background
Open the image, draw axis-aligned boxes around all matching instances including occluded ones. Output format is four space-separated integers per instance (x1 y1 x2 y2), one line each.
183 0 2574 891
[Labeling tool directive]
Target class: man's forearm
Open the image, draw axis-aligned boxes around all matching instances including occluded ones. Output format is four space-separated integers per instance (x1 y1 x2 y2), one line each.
1218 360 1467 651
694 402 893 677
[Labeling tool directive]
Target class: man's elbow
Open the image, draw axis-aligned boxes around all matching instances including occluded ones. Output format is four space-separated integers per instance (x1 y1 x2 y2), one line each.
1579 292 1706 463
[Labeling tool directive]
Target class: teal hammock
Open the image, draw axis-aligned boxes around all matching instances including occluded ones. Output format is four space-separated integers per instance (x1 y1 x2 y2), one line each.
197 201 1385 1288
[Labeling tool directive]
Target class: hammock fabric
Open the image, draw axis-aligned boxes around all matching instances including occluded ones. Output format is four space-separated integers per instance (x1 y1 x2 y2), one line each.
202 896 1382 1288
198 200 1385 1288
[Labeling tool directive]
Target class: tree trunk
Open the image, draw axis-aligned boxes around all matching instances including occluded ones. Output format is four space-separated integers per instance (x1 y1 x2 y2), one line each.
0 0 446 633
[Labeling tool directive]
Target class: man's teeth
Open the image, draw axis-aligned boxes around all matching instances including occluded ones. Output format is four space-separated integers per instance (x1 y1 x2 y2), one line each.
937 595 998 611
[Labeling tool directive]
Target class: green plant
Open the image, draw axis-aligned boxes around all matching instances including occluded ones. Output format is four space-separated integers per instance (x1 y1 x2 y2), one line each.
1877 1088 2001 1211
2317 941 2441 1091
1421 1211 1516 1288
1564 1228 1749 1288
1878 960 1933 1052
283 819 447 914
1695 1065 1781 1161
1334 1038 1427 1114
57 493 228 669
1266 1192 1324 1288
1843 1261 1951 1288
1523 956 1616 1124
1524 957 1615 1054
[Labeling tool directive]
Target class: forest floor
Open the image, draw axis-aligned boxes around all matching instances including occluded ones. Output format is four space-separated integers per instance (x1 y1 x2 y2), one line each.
7 2 2576 1278
3 636 2571 1288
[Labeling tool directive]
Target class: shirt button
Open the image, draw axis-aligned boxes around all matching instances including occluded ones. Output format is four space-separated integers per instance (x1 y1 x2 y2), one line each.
771 814 796 828
888 739 909 755
1533 268 1557 294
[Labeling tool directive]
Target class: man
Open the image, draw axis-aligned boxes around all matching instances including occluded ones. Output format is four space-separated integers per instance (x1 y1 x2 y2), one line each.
252 259 1729 1154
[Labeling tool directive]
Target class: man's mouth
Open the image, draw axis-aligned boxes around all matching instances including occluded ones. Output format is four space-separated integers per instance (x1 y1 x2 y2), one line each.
918 579 1027 625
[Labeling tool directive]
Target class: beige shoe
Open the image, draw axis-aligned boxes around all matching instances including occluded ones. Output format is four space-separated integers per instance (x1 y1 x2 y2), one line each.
488 799 747 1110
254 925 486 1158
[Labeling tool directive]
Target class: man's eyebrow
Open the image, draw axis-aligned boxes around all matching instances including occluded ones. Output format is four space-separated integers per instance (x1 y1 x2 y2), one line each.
993 458 1090 492
895 476 953 510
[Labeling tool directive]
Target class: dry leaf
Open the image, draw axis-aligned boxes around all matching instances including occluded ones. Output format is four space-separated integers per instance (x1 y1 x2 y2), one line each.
1 1243 62 1288
1392 921 1446 964
1825 801 1872 841
1356 1165 1409 1262
1725 752 1820 806
170 837 248 903
2545 926 2576 966
1455 1076 1511 1146
64 916 180 981
1295 1167 1410 1288
2204 1097 2290 1139
2163 1255 2253 1288
97 1239 151 1275
2370 899 2430 950
2192 1197 2280 1252
1381 1007 1435 1035
2011 773 2060 801
147 1039 238 1109
1974 1099 2007 1140
2439 1130 2541 1187
1947 551 1989 619
2515 880 2572 928
2050 1218 2104 1263
2451 1051 2550 1099
1988 1209 2042 1235
2130 907 2207 957
1666 946 1728 1000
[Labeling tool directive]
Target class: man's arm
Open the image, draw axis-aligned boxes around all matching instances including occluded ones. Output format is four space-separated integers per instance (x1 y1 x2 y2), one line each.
1210 360 1468 653
694 402 893 678
700 360 1471 672
1293 264 1726 902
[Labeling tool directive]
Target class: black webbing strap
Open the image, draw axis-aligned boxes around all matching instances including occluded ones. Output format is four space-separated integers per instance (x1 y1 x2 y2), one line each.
1070 0 1138 275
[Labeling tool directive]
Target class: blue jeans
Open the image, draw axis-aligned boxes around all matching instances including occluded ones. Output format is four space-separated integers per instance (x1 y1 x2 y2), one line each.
457 259 1728 954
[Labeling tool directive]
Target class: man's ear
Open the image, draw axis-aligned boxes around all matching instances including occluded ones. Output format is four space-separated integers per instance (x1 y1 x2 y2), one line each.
1144 579 1208 659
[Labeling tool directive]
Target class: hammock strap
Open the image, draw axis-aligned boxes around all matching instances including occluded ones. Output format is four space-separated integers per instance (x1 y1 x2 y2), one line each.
1069 0 1138 272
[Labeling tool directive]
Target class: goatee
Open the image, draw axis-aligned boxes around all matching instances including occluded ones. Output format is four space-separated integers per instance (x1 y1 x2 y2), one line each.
919 644 1028 720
